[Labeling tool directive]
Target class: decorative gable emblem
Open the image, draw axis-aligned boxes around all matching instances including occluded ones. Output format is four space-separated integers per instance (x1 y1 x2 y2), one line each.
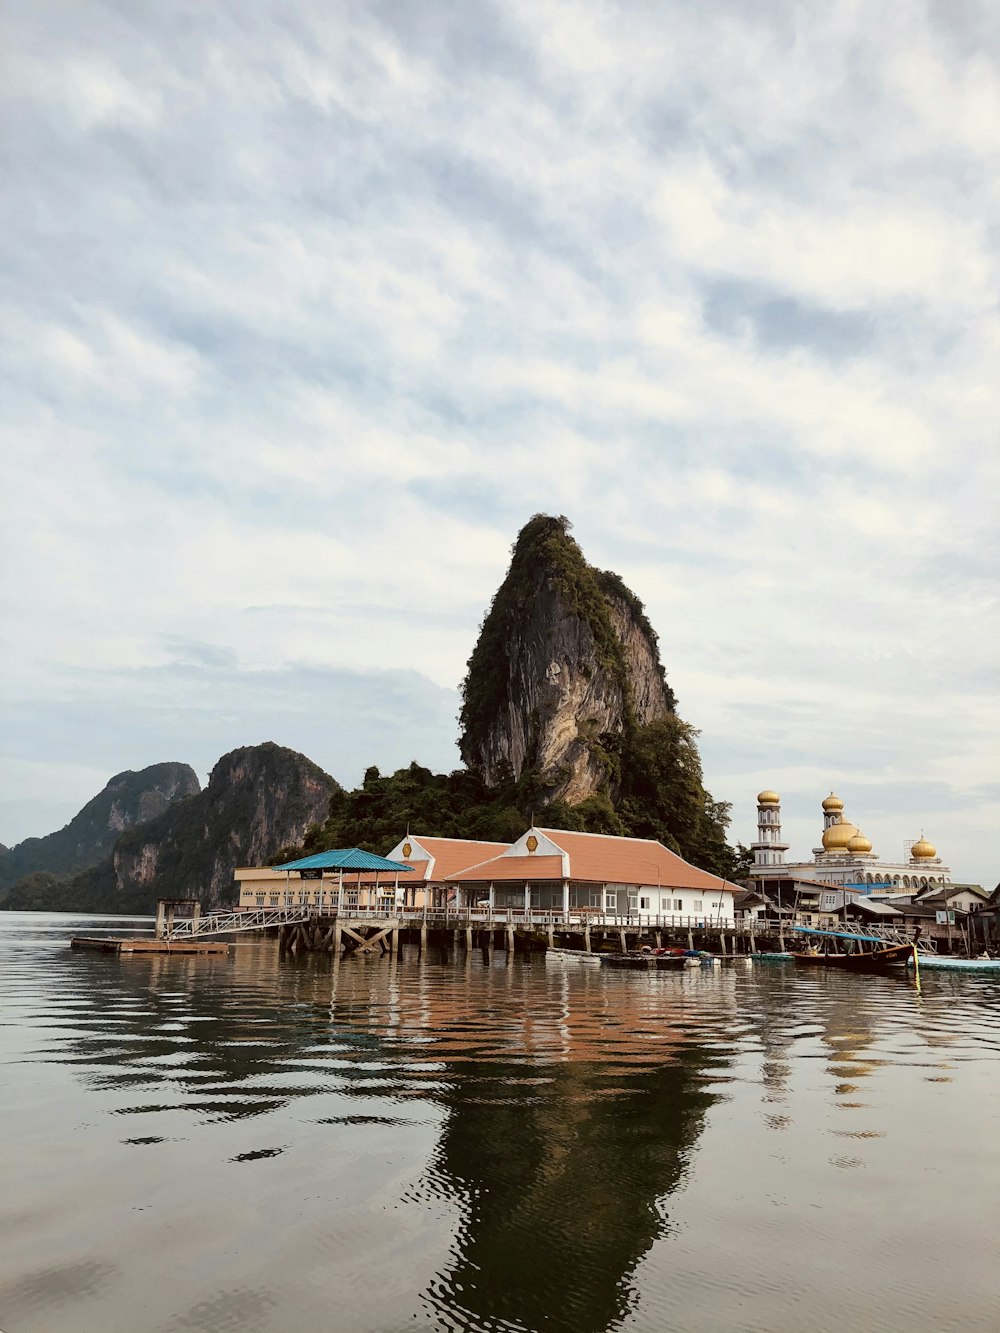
402 842 412 858
526 834 538 853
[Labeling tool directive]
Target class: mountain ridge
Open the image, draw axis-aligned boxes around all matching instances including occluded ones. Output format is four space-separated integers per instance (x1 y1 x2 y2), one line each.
0 762 200 891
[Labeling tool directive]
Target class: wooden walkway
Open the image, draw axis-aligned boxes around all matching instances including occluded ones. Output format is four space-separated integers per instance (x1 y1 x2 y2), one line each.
162 903 923 946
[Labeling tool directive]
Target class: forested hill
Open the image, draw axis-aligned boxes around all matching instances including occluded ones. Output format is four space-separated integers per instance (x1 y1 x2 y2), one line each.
0 762 200 891
15 744 341 913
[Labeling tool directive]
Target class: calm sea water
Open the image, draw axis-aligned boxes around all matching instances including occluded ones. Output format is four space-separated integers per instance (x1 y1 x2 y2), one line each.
1 912 998 1333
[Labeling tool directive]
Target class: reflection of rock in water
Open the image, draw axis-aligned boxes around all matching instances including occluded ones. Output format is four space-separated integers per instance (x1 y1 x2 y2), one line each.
56 947 726 1332
419 1053 715 1333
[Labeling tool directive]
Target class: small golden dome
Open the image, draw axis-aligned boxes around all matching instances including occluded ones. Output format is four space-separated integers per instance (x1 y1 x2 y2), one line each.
847 831 873 854
822 819 859 851
911 836 936 860
757 789 780 806
822 793 845 812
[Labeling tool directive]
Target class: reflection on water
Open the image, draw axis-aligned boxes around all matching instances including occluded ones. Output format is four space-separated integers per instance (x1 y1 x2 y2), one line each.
1 913 999 1333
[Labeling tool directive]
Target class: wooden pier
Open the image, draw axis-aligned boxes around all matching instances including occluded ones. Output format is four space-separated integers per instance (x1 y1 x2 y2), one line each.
272 911 770 960
154 900 928 962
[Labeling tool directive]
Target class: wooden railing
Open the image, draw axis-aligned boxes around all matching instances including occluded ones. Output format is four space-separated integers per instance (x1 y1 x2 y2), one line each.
168 903 932 946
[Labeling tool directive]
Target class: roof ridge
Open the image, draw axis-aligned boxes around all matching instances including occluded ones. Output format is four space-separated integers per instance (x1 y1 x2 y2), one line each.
416 835 510 846
536 828 663 846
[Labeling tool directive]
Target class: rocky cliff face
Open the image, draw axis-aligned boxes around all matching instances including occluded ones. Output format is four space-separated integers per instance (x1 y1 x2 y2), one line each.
460 515 675 804
0 761 201 890
62 743 341 912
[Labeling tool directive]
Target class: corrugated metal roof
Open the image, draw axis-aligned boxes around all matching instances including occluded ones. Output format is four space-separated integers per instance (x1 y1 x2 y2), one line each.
272 848 413 872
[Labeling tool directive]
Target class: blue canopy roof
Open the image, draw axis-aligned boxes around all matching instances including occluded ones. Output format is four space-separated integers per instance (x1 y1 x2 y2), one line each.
271 848 413 873
791 925 886 944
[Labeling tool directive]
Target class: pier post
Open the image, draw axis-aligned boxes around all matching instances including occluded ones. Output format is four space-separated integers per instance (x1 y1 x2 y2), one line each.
333 920 342 955
155 900 167 940
584 923 591 953
547 925 555 949
420 922 428 954
619 928 627 954
687 929 695 951
506 925 515 956
465 926 473 952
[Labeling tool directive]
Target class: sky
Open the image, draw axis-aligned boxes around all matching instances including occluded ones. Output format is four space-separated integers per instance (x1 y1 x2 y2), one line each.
1 0 997 886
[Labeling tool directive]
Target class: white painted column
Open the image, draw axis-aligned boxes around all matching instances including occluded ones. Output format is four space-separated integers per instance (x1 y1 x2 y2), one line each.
524 882 531 918
562 879 570 920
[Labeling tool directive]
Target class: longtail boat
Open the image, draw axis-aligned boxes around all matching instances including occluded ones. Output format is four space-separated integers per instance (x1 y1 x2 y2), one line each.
790 927 915 973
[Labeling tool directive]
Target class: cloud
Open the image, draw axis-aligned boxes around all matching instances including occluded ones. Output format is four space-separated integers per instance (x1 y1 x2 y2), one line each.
1 0 997 884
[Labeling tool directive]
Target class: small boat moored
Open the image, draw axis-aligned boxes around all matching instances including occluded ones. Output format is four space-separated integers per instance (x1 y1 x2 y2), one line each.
789 927 915 974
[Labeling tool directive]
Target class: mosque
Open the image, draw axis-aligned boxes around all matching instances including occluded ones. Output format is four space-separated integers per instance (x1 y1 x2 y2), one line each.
750 789 949 892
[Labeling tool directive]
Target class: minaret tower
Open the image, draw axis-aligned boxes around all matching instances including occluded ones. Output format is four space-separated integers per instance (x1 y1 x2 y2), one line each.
752 790 789 871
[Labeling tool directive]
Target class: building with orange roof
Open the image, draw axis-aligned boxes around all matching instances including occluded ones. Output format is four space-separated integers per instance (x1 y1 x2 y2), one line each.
446 826 741 922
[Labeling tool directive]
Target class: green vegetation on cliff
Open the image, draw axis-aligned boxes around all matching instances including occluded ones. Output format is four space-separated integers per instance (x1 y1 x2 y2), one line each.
0 761 200 892
301 730 751 883
6 744 340 913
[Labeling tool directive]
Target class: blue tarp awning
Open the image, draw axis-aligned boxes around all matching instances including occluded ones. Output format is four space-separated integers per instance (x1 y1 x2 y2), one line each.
791 925 888 944
271 848 413 873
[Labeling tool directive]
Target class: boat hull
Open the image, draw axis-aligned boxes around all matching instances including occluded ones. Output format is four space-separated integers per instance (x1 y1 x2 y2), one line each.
791 943 914 973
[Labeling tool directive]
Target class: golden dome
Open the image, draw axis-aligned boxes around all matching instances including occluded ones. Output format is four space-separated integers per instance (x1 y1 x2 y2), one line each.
911 836 936 860
822 819 859 851
822 793 845 812
847 831 873 854
757 789 780 806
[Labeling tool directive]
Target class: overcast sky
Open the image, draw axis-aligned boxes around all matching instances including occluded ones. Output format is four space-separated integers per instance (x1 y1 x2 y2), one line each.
2 1 997 885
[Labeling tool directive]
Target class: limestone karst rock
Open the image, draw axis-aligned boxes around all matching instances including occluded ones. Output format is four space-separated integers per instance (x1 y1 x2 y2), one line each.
460 515 675 805
0 761 201 891
44 743 340 912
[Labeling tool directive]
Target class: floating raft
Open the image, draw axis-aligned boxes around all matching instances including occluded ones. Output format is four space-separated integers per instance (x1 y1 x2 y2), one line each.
71 937 231 955
600 951 707 970
908 955 1000 973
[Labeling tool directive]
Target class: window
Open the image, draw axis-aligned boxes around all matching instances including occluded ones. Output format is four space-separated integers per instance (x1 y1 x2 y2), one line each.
640 896 651 910
661 896 671 911
674 899 683 912
605 892 617 910
822 894 837 909
693 900 703 912
255 893 264 905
